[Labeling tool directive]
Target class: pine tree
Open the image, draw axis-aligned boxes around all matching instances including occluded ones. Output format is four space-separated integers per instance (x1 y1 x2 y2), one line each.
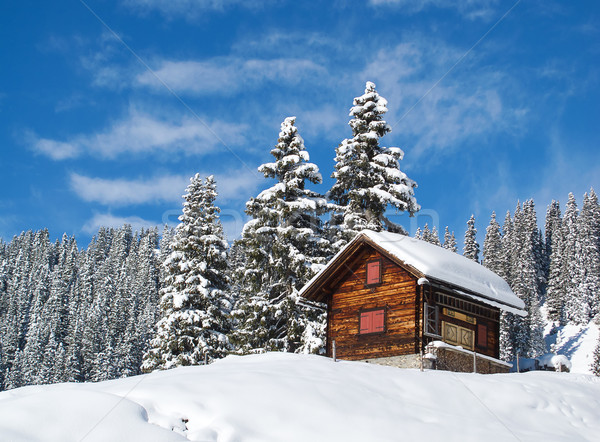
420 224 441 246
442 227 457 252
482 212 503 276
421 224 432 243
563 193 581 323
504 201 546 359
545 201 566 325
329 81 419 243
463 215 480 262
574 189 600 323
232 117 330 354
143 175 231 371
414 227 422 240
544 201 562 282
430 226 441 246
500 211 514 285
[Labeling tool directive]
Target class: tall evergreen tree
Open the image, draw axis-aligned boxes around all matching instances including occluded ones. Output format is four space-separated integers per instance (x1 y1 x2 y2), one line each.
482 212 503 275
143 175 231 371
463 215 480 262
544 201 562 281
232 117 330 354
563 193 580 323
545 201 566 326
504 201 546 358
329 81 419 244
574 189 600 322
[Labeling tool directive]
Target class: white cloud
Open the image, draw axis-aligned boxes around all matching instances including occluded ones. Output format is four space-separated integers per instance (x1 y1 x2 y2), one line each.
123 0 271 17
369 0 500 20
136 57 326 95
29 107 247 160
360 38 525 160
299 105 347 139
31 137 81 161
70 174 190 206
70 168 262 206
82 213 158 234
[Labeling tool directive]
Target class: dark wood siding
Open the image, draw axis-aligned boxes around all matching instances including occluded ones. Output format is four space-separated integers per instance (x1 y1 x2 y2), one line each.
326 246 419 361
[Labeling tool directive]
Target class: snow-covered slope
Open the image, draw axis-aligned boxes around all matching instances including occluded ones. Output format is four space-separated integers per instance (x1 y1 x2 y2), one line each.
545 321 599 374
1 353 599 442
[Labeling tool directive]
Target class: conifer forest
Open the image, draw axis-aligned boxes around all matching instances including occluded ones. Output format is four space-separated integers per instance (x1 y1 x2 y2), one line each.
1 83 599 391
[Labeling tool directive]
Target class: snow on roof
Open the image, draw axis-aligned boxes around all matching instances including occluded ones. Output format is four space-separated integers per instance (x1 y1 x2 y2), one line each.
361 230 525 313
300 229 525 315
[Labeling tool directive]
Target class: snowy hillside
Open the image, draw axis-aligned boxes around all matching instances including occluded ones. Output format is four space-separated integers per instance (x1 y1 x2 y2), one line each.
1 353 599 442
544 321 599 374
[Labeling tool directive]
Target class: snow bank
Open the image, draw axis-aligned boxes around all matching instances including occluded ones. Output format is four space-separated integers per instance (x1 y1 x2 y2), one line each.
1 353 599 441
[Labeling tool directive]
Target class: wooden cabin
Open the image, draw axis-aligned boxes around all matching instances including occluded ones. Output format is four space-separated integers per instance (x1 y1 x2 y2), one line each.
300 230 526 373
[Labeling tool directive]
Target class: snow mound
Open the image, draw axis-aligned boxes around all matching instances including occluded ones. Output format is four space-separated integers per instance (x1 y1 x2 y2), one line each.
1 353 600 441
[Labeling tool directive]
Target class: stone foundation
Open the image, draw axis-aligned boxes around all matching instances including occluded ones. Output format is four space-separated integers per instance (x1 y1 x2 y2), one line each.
358 343 511 374
430 347 510 374
359 354 433 370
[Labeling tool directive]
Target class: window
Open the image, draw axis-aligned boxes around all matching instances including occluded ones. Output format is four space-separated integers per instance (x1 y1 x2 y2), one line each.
424 303 440 338
366 260 382 285
359 309 385 334
477 324 488 348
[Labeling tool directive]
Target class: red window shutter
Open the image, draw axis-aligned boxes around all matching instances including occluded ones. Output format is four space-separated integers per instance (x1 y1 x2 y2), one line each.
366 261 381 285
477 324 487 348
360 309 385 334
360 311 371 333
373 309 385 332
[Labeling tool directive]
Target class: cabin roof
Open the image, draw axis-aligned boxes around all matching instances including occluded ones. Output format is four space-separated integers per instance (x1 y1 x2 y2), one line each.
300 230 526 315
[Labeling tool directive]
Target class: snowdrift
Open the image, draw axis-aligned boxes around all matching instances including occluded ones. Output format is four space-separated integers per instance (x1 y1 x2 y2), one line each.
1 353 599 441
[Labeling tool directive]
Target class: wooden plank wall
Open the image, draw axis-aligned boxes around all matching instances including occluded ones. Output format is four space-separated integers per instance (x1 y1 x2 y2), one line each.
326 246 419 360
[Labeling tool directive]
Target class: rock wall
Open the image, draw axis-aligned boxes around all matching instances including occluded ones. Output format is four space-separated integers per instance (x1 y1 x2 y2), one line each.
358 346 510 374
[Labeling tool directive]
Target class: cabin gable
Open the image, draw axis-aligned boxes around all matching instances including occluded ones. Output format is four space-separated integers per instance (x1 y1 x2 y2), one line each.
326 245 420 361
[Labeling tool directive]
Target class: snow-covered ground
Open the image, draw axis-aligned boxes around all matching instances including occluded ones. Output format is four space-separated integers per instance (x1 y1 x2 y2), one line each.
1 353 599 442
544 321 599 374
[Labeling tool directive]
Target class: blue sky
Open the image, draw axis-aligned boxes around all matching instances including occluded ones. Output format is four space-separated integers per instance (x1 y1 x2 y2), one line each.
1 0 599 248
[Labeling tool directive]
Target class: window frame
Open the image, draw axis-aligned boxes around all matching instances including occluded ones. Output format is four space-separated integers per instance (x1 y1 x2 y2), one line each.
358 307 386 335
365 259 383 287
424 303 441 338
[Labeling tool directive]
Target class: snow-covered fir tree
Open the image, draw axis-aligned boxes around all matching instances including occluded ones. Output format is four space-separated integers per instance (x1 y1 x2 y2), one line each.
414 227 422 240
482 212 503 276
463 215 480 262
544 201 562 281
329 81 419 245
421 224 440 246
430 226 441 246
545 201 565 325
562 193 581 323
142 175 231 371
442 226 457 252
231 117 330 355
574 189 600 322
503 201 546 359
